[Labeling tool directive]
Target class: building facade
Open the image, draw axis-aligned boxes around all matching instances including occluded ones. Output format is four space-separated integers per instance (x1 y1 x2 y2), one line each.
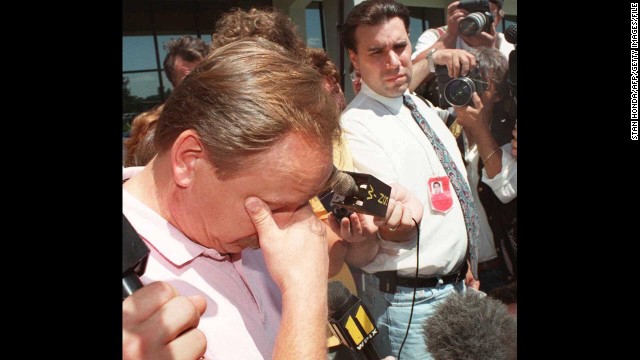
123 0 517 132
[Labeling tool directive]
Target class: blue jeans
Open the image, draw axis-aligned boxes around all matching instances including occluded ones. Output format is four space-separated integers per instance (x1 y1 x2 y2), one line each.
358 273 465 360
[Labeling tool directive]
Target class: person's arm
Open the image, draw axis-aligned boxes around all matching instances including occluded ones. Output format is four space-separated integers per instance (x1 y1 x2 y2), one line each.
409 40 446 93
410 30 445 93
455 93 502 178
123 281 207 360
409 1 468 92
325 183 424 268
309 196 349 278
325 219 349 278
245 197 328 360
456 94 517 203
481 142 517 203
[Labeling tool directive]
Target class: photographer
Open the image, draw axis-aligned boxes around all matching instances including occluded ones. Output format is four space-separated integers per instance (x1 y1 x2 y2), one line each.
450 46 517 292
409 0 514 95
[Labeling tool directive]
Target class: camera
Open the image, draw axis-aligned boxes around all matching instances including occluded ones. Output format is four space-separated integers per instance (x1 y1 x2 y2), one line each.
458 0 494 37
434 65 488 108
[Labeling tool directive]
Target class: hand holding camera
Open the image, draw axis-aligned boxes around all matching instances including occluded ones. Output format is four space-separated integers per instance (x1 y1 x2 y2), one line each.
428 49 484 108
431 48 477 79
445 1 471 39
454 92 492 134
457 0 495 37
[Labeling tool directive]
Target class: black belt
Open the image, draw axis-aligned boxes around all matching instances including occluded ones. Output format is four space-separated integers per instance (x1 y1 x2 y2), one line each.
374 262 467 294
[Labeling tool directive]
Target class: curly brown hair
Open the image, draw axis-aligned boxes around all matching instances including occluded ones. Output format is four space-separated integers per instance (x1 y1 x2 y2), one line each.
211 7 308 61
124 105 162 167
306 48 346 111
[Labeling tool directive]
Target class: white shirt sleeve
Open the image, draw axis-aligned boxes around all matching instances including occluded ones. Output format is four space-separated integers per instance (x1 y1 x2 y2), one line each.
412 29 440 61
481 143 517 203
341 116 399 185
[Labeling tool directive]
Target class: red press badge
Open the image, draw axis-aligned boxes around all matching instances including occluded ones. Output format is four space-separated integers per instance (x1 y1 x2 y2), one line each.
428 176 453 213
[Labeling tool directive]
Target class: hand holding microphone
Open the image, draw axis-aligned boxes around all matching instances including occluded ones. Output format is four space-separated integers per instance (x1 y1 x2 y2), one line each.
322 167 392 244
123 282 208 360
122 215 208 360
374 183 424 243
123 214 150 298
326 168 423 240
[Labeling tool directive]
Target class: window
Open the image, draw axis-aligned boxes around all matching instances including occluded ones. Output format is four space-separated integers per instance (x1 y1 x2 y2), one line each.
122 0 269 132
306 1 324 49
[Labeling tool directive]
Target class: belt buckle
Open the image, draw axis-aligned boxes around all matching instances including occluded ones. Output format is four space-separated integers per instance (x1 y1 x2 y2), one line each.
377 271 397 294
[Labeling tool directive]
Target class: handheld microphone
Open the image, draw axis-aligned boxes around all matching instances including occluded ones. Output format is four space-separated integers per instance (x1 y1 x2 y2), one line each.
504 24 517 102
328 281 381 360
319 167 391 219
333 170 359 198
122 214 150 299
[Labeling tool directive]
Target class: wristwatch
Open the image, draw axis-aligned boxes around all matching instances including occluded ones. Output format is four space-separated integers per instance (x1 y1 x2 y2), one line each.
425 48 437 73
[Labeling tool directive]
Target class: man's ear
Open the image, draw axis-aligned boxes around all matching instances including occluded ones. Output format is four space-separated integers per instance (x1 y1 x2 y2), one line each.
348 49 359 71
171 129 205 188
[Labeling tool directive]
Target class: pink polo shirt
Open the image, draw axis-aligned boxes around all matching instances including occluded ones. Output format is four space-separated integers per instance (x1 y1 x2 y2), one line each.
123 167 282 360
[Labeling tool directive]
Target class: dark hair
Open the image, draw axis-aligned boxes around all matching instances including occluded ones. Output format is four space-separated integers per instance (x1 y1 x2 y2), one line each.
490 0 504 9
163 35 209 87
468 46 516 119
340 0 410 53
424 292 517 360
489 281 517 305
154 38 342 179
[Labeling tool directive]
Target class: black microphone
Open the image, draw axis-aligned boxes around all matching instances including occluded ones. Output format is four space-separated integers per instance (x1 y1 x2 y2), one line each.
328 281 381 360
504 24 517 45
504 24 517 101
122 214 150 299
319 167 391 219
507 48 517 101
333 170 359 198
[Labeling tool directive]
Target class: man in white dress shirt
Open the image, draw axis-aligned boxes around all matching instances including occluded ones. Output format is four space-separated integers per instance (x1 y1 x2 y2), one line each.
339 1 481 358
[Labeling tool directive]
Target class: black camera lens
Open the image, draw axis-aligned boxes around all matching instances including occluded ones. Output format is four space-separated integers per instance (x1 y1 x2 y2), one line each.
459 12 488 36
443 77 476 107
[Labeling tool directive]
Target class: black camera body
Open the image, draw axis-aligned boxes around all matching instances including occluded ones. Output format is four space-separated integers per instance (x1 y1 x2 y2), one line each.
434 65 488 108
458 0 494 37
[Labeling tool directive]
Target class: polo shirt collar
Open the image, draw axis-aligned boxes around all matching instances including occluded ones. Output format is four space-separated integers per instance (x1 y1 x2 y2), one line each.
123 169 227 266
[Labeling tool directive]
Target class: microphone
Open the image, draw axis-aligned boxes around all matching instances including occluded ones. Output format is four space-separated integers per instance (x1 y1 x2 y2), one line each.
333 169 359 198
507 47 517 101
423 292 517 359
122 214 150 299
328 281 381 360
504 24 517 45
504 24 517 101
319 166 392 218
